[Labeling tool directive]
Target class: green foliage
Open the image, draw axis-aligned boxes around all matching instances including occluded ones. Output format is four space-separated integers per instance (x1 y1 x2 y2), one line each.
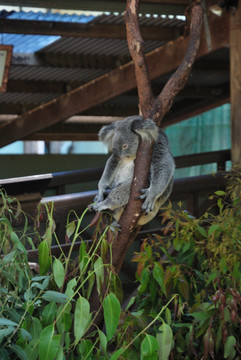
0 188 125 359
0 168 240 359
130 169 241 359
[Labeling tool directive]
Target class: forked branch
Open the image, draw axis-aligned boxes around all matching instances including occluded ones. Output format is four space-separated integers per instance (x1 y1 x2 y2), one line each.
112 0 203 273
89 0 203 327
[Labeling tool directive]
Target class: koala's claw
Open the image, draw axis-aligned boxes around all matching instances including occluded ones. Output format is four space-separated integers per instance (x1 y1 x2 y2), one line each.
91 201 107 213
139 188 149 200
142 198 155 214
110 221 122 232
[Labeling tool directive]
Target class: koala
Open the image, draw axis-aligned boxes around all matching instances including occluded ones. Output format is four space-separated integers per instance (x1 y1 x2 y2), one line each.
90 115 175 226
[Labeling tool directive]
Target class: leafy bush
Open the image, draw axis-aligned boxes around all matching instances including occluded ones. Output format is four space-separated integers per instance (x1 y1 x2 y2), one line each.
129 169 241 359
0 189 164 359
0 189 124 359
0 169 240 360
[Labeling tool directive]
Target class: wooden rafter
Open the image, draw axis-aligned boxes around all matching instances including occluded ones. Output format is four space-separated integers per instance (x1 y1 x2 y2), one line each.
0 0 189 14
0 13 229 148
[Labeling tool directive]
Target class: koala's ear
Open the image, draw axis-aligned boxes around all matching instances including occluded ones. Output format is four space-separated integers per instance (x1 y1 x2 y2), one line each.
131 117 159 143
98 123 116 150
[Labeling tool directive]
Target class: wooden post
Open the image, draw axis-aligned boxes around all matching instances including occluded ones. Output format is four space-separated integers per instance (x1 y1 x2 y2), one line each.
230 4 241 165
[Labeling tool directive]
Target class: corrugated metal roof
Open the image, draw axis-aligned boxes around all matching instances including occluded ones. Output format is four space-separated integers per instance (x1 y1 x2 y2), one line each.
91 13 185 27
1 10 185 54
0 9 94 23
0 7 228 127
1 33 60 52
9 65 106 83
36 12 184 59
0 10 94 52
40 36 164 58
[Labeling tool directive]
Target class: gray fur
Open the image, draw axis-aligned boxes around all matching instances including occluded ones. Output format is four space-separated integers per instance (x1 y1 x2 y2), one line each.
90 115 175 226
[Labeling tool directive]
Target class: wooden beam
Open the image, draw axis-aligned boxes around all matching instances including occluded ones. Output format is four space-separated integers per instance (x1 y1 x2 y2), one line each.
2 18 183 41
230 5 241 165
7 79 67 93
0 13 229 148
28 97 230 141
0 115 123 124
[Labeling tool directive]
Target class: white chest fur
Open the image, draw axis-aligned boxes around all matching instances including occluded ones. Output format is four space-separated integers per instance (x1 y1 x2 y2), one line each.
114 158 134 186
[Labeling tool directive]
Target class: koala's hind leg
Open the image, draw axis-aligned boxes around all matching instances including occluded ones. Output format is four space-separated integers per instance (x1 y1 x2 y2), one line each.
92 184 131 213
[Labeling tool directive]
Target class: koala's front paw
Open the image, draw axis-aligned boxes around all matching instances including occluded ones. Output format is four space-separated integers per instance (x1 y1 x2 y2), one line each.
95 186 110 203
140 188 155 214
92 201 108 213
93 193 103 204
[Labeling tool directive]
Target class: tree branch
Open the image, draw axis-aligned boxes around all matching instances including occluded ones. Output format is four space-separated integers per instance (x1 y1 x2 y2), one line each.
124 0 154 118
112 1 203 274
154 4 204 126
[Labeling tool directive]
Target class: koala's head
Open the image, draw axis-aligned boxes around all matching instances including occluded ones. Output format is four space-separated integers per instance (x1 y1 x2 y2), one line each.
99 116 159 159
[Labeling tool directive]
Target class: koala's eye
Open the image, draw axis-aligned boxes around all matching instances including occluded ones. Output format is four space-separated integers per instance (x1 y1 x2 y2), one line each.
122 144 128 149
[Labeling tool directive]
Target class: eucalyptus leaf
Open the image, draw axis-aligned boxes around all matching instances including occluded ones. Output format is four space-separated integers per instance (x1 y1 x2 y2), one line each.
66 221 76 239
190 310 215 321
156 322 173 360
0 326 15 344
23 317 42 339
25 338 39 360
53 258 65 288
98 329 107 354
224 335 236 359
56 346 65 360
86 270 95 300
11 232 27 253
20 327 33 342
42 302 58 326
78 339 94 358
103 292 121 341
196 225 207 238
153 263 166 296
94 257 104 295
0 348 9 360
39 324 61 360
65 278 77 299
42 290 69 304
9 344 28 360
74 296 92 343
215 190 226 196
208 224 220 236
2 250 16 264
141 334 159 359
110 348 124 360
0 318 18 326
38 240 51 275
